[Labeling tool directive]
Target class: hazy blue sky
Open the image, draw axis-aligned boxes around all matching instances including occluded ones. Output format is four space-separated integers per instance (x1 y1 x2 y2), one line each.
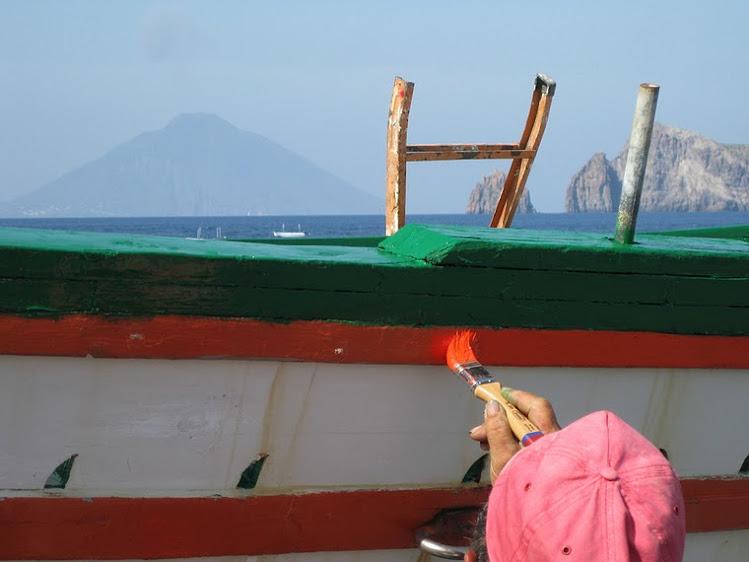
2 0 748 213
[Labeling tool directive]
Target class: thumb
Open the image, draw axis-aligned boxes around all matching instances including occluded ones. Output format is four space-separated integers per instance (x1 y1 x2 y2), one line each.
484 400 520 482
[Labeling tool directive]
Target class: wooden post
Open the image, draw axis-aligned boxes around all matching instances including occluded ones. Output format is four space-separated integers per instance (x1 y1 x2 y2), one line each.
614 83 660 244
385 77 414 236
490 74 556 228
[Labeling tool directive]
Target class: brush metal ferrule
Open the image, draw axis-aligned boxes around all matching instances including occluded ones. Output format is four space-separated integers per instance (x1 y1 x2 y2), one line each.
453 361 495 390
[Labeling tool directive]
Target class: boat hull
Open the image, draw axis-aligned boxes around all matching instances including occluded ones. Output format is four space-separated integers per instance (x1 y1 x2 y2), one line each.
0 223 747 559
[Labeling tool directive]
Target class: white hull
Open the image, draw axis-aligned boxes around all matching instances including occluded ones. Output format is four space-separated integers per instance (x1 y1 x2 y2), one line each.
2 356 746 490
2 355 748 560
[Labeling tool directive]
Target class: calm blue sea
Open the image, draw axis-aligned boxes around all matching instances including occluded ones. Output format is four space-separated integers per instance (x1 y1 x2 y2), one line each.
0 212 747 239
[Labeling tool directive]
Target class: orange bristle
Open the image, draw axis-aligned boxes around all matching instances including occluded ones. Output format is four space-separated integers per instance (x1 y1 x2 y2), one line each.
446 330 479 372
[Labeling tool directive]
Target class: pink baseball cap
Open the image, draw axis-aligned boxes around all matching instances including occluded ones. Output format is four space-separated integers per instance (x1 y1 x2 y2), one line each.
486 410 685 561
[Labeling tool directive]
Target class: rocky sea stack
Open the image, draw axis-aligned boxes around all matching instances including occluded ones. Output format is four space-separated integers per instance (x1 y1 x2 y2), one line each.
566 123 749 212
465 170 535 214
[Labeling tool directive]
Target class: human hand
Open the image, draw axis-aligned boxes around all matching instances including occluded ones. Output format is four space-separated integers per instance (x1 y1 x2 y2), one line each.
468 388 561 483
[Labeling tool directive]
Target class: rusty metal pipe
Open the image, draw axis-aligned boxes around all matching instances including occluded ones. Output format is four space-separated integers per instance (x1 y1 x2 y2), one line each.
614 83 660 244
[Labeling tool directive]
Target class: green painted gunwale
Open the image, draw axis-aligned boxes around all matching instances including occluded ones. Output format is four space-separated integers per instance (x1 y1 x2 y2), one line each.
0 223 747 335
379 224 748 277
650 224 749 242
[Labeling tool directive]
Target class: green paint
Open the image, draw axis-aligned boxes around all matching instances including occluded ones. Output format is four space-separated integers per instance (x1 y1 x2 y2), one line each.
651 225 749 242
0 224 747 336
0 227 396 263
461 454 488 484
500 388 515 402
378 224 749 277
44 454 77 489
236 453 268 489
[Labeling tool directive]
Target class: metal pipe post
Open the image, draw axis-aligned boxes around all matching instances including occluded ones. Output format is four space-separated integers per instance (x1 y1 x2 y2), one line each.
614 83 660 244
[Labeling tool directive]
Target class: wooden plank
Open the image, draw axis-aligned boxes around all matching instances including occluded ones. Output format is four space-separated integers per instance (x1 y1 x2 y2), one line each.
0 227 747 334
491 75 555 228
2 220 747 279
406 149 535 162
0 488 488 559
407 143 520 153
1 315 748 367
682 478 749 532
385 78 414 236
1 275 746 334
378 224 749 276
0 478 746 559
144 260 746 308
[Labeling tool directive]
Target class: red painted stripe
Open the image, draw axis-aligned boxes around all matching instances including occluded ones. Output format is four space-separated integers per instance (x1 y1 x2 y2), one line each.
0 479 746 559
682 477 749 533
1 314 748 368
0 487 488 560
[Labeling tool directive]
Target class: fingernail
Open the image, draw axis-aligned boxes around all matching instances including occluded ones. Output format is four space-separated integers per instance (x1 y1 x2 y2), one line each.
485 400 500 416
469 425 481 435
501 387 514 401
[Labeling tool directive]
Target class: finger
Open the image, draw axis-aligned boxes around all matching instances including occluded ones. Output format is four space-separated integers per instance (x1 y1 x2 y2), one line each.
484 401 517 449
469 423 485 438
483 401 520 482
469 423 487 443
500 388 561 434
468 424 490 450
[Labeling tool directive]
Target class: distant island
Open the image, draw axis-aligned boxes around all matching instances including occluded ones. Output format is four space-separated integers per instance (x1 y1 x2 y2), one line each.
0 113 381 218
467 124 749 214
567 123 749 212
465 170 536 214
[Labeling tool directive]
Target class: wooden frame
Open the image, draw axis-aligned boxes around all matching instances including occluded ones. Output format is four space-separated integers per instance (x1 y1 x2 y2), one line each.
385 74 556 235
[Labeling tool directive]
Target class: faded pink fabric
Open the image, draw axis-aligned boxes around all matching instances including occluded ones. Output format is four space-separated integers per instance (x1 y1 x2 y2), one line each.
486 411 685 561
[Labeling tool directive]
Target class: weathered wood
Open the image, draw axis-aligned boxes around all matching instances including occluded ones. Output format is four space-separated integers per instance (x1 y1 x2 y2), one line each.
385 77 414 236
491 74 555 228
407 143 520 152
406 149 534 162
1 223 747 335
383 74 555 233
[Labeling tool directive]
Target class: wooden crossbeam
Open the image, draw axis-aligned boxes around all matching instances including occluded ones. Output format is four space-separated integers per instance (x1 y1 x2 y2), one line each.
406 145 534 162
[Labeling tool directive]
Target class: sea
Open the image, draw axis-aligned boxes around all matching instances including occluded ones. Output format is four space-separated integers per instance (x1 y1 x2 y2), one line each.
0 212 747 240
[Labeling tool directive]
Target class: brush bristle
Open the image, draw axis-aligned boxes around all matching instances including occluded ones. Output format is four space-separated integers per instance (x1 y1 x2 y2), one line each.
446 330 479 371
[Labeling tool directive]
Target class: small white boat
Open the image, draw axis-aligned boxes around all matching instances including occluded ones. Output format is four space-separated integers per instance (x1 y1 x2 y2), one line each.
273 223 307 238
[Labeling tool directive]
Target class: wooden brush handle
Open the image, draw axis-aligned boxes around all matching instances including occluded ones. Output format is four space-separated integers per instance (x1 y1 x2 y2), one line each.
474 382 544 446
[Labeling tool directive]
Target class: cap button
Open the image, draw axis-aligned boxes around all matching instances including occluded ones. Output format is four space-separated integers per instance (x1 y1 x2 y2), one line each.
600 467 618 481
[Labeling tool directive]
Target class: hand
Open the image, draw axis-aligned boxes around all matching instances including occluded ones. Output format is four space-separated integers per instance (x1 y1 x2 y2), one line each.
468 388 561 483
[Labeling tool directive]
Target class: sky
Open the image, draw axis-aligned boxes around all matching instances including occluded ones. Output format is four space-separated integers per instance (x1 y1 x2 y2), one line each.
1 0 749 214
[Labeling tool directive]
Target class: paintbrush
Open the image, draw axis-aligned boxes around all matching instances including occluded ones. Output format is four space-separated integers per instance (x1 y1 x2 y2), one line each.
446 330 544 447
